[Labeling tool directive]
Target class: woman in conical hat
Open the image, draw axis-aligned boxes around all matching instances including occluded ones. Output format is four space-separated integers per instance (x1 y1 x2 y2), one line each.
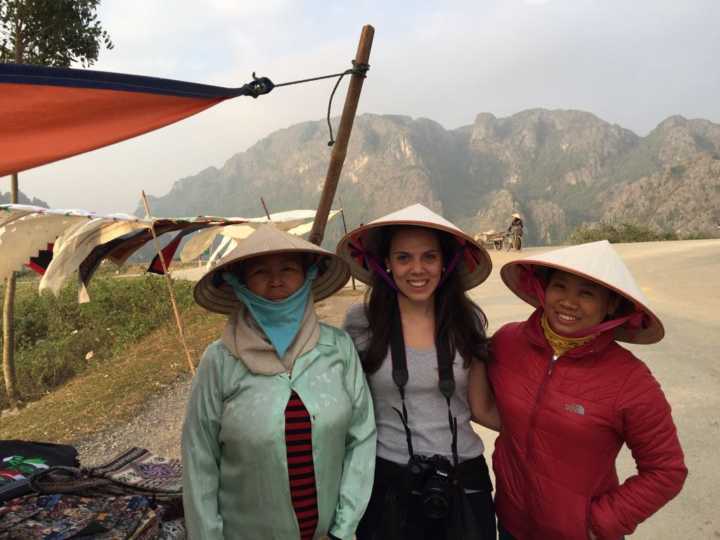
488 240 687 540
183 223 376 540
337 203 499 540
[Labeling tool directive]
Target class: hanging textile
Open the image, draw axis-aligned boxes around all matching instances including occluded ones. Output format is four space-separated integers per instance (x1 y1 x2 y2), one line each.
0 204 339 303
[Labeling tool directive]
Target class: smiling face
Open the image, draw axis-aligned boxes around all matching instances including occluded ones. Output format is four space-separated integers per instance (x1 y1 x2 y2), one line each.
385 227 443 306
543 270 620 335
243 252 305 301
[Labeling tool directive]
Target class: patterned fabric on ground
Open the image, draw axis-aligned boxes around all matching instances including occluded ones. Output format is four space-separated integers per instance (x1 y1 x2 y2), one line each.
90 447 182 495
0 493 161 539
158 518 186 539
0 440 79 503
29 448 182 502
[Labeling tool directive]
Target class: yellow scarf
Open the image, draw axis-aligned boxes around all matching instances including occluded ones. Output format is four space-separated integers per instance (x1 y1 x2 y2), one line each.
541 313 597 357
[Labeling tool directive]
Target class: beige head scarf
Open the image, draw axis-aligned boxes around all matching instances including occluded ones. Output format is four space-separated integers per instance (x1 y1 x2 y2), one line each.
221 300 320 375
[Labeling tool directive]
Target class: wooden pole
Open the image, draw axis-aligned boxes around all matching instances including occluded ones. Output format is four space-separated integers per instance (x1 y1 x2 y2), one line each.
141 192 196 375
2 172 20 409
260 197 272 220
338 199 356 290
308 24 374 246
2 42 23 408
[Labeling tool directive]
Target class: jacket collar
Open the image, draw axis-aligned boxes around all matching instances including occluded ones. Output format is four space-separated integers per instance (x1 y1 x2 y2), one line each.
522 308 616 360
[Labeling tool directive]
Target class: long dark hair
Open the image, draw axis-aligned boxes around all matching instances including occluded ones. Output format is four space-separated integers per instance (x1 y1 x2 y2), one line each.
361 226 490 374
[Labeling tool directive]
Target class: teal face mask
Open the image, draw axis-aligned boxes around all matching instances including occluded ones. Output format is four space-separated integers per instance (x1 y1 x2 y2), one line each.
223 266 318 358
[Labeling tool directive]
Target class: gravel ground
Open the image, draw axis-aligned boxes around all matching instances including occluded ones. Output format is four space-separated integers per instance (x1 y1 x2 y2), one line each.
76 377 191 466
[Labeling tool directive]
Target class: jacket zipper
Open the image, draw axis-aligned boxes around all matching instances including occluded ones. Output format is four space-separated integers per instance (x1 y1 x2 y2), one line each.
526 353 558 457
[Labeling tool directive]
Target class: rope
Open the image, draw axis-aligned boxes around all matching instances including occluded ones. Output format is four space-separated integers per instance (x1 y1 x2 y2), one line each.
246 62 370 146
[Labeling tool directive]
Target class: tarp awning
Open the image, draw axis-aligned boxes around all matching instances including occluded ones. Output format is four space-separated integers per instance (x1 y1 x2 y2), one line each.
0 63 270 177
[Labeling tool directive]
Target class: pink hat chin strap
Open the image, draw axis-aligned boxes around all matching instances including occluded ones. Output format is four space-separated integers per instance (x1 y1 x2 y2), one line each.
518 264 547 304
349 241 399 292
570 310 647 339
517 264 649 339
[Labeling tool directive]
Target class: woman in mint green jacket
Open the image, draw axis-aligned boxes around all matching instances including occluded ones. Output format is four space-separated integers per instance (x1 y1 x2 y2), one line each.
183 224 376 540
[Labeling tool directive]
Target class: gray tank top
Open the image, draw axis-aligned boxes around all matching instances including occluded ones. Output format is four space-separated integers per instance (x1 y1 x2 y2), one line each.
343 303 485 465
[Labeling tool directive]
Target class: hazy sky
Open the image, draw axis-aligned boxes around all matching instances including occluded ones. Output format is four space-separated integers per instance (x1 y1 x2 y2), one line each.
5 0 720 214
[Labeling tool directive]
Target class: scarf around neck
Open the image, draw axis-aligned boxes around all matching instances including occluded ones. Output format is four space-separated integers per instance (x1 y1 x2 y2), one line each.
541 312 598 358
222 300 320 375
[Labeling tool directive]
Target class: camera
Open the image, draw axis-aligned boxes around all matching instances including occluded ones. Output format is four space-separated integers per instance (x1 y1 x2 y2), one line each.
406 454 454 519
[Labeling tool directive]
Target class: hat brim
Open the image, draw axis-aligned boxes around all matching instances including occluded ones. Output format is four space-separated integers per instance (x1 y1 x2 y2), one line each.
337 219 492 291
194 248 350 315
501 260 664 345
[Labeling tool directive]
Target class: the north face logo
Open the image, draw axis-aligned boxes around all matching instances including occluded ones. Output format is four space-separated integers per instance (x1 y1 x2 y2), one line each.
564 403 585 415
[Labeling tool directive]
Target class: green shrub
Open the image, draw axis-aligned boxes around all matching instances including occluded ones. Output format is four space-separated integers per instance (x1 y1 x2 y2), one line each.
0 275 194 408
568 222 678 244
670 165 687 177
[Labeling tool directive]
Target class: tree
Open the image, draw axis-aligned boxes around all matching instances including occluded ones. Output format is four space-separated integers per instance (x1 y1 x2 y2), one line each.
0 0 112 409
1 0 112 66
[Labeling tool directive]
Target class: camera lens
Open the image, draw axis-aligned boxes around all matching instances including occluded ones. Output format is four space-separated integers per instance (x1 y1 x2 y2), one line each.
423 491 450 519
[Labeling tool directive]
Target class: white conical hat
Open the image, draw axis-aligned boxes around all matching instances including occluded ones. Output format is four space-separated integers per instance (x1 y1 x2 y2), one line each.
194 224 350 314
336 203 492 290
501 240 664 344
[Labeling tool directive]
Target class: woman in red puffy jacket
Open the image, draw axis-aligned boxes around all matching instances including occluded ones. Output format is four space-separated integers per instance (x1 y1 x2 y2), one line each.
486 240 687 540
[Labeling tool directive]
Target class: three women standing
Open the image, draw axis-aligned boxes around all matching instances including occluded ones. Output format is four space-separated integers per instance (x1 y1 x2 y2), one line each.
182 224 376 540
338 204 499 540
182 206 685 540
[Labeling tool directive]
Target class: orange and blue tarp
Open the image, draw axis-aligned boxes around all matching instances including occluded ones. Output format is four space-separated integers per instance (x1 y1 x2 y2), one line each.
0 63 273 177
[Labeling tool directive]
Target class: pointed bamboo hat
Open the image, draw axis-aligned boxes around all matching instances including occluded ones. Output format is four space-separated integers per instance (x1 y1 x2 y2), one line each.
501 240 664 344
194 224 350 314
336 203 492 290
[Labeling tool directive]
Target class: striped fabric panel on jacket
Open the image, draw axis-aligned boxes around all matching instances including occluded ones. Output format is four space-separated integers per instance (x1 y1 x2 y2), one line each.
285 391 319 540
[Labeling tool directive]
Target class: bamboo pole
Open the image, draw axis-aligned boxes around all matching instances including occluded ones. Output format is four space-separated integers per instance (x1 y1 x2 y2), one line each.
141 192 196 375
2 42 23 408
260 197 272 220
308 24 374 246
2 173 20 409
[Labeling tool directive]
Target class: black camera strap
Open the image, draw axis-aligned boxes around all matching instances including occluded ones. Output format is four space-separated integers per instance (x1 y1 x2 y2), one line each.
390 299 460 467
390 306 414 458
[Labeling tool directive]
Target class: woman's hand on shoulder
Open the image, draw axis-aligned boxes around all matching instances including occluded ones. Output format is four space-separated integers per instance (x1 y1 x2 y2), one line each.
468 359 501 432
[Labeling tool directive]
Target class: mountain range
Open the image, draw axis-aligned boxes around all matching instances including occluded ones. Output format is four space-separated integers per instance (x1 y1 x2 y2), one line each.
136 109 720 246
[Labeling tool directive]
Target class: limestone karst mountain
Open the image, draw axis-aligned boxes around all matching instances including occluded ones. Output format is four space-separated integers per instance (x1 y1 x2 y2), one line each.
137 110 720 246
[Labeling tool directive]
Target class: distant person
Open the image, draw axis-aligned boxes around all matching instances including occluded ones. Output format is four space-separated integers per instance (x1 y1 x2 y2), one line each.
486 240 687 540
182 224 376 540
338 204 499 540
506 213 523 251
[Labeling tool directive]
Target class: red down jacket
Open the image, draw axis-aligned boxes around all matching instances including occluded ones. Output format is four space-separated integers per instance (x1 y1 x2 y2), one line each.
488 309 687 540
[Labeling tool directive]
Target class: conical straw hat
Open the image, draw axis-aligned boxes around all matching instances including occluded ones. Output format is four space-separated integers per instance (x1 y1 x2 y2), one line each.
194 224 350 314
336 203 492 290
501 240 664 344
